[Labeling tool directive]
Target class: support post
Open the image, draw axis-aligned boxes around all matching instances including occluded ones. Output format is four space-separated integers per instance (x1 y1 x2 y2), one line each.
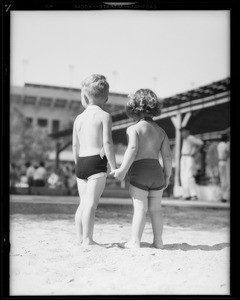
171 113 182 197
181 112 191 128
201 141 206 178
171 112 192 197
55 141 60 170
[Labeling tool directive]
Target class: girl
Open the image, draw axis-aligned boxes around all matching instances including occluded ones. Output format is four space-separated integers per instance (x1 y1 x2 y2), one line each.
111 89 172 248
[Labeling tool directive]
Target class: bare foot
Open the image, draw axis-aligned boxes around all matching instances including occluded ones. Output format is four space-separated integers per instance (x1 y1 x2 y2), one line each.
152 239 164 249
82 239 102 247
76 238 82 246
124 241 140 249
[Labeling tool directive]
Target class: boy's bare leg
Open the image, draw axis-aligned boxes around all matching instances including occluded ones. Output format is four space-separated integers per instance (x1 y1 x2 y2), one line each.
81 176 106 246
125 185 148 248
149 189 164 249
75 178 87 244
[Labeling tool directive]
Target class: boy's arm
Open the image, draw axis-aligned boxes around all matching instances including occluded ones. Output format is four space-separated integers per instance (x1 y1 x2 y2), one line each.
161 134 172 185
72 119 79 164
117 126 138 177
102 114 116 171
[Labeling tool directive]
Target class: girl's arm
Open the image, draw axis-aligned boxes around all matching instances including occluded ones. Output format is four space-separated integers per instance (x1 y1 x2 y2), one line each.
72 119 79 164
161 134 172 188
102 113 116 171
111 126 138 181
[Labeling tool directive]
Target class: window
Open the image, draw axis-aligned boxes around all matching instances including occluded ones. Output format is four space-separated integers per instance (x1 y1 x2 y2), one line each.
37 118 48 127
26 117 33 125
23 96 37 105
54 99 67 108
40 97 52 106
11 94 22 103
70 100 82 110
52 120 60 133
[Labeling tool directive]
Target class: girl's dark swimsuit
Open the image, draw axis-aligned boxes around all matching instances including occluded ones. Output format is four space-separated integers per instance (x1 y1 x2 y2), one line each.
76 155 107 180
128 159 165 191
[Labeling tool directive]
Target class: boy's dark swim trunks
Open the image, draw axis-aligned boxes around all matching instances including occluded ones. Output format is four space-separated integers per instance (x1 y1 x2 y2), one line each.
76 155 107 180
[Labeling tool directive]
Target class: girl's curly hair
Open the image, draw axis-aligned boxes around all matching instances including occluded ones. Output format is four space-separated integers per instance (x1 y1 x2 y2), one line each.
126 89 162 118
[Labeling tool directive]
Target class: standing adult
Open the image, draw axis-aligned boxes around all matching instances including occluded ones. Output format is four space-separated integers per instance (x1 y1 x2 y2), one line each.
33 161 47 187
180 126 203 200
217 134 230 202
226 135 230 202
25 161 35 187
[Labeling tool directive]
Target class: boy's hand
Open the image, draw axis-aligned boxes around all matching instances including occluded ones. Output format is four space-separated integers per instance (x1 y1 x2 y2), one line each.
110 169 126 181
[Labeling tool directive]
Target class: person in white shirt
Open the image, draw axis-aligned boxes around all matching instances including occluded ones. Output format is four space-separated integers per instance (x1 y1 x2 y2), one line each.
25 161 35 187
217 134 230 202
33 161 47 187
180 126 203 200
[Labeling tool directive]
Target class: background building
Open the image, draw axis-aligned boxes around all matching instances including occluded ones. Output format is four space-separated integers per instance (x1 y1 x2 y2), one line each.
10 83 129 134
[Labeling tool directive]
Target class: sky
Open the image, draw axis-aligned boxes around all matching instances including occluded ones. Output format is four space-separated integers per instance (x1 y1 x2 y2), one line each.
10 10 229 98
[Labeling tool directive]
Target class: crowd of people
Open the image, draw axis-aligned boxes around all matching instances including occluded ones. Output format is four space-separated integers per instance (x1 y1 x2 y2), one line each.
10 161 77 191
9 136 230 202
179 127 230 202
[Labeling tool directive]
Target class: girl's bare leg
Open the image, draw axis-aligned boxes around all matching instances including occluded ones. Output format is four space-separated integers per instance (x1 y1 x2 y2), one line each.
125 185 148 248
149 189 164 249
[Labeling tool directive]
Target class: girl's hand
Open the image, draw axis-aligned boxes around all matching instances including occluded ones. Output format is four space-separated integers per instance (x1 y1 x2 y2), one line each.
110 169 126 181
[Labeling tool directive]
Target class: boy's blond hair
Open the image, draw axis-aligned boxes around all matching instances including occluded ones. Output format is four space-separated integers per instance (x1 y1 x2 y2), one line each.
81 74 109 102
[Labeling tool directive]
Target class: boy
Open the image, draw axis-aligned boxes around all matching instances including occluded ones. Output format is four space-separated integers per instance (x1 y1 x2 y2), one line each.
111 89 172 249
72 74 116 246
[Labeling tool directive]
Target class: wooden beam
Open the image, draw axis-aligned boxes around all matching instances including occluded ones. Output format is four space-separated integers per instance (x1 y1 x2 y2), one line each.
170 113 182 197
154 93 229 120
55 142 60 169
170 112 192 197
57 140 72 154
55 140 72 168
112 92 229 131
181 112 192 128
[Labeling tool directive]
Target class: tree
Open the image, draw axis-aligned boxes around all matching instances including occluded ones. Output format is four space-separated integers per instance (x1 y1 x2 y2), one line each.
10 106 54 164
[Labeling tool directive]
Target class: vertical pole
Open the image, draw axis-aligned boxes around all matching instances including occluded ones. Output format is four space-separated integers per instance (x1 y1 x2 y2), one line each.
171 113 182 197
56 141 60 170
174 113 181 196
201 141 206 177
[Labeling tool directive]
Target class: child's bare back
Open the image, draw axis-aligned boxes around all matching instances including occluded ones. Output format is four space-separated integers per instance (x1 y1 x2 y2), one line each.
131 119 166 161
74 105 110 157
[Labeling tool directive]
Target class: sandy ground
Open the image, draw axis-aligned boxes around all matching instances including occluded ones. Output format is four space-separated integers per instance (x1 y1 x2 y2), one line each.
10 204 230 295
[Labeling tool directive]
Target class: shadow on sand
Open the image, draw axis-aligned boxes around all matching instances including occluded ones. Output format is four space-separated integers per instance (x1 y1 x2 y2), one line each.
142 242 230 251
104 242 230 251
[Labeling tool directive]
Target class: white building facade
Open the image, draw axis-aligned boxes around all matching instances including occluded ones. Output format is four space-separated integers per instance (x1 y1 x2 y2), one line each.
10 83 128 134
